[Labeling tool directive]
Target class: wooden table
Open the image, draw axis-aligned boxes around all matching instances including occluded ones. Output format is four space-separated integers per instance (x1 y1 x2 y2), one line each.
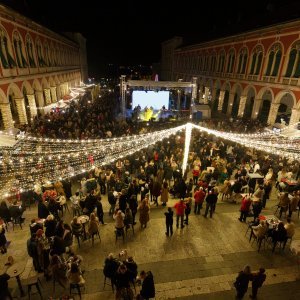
6 262 25 297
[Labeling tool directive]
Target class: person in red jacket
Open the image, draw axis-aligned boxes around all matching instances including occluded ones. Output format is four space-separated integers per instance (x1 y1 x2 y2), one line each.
194 187 206 214
239 194 252 222
192 166 200 185
174 199 186 229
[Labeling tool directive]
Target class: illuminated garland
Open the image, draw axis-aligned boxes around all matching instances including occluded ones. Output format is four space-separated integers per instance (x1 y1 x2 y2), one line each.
0 121 299 198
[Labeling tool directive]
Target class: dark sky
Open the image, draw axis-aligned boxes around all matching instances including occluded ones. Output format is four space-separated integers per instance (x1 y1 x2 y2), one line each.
2 0 300 76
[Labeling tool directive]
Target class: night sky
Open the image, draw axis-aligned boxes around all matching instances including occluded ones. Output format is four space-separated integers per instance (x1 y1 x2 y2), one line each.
2 0 300 77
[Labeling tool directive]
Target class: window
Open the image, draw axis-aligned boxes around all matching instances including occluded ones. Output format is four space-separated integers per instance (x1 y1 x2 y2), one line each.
26 35 36 68
250 45 263 75
285 42 300 78
237 48 248 74
217 51 225 72
265 44 282 77
0 28 16 68
226 49 235 73
13 31 28 68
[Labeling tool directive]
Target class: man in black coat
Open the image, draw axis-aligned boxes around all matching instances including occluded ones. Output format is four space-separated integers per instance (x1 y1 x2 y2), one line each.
138 270 155 300
250 268 266 299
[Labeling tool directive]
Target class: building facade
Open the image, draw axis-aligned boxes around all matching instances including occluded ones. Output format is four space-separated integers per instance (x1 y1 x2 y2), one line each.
162 20 300 126
0 5 88 129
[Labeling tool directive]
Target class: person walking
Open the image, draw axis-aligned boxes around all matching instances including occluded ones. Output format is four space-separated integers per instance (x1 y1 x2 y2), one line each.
164 207 173 236
194 187 206 215
234 265 252 299
174 199 186 229
250 268 266 299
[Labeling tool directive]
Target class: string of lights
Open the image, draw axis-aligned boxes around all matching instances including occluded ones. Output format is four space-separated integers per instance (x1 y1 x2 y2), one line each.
0 125 186 198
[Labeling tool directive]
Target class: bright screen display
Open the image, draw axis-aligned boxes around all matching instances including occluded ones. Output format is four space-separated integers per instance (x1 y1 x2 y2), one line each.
132 91 169 110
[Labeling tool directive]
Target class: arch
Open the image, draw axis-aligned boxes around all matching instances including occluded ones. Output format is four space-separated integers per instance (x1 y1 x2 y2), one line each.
54 75 60 85
21 80 34 94
242 84 257 97
257 86 274 100
7 83 23 125
7 82 23 98
221 81 231 91
243 86 256 118
0 88 8 104
41 77 49 89
32 78 42 91
257 89 273 124
214 79 221 90
274 90 296 107
231 83 243 118
231 82 243 95
48 76 55 87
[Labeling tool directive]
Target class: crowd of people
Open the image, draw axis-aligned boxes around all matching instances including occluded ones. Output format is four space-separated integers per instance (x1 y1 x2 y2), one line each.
0 86 299 299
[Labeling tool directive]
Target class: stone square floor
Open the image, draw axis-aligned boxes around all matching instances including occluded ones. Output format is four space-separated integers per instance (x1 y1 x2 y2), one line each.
1 186 300 299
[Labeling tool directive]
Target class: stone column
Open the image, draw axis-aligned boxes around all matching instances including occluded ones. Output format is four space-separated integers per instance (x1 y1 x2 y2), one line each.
267 103 280 125
289 108 300 125
218 90 225 111
198 86 203 102
203 87 210 104
251 98 262 119
27 94 37 119
64 82 69 95
0 103 14 129
237 96 247 118
211 87 217 102
226 93 235 116
44 88 51 105
35 91 44 108
14 97 28 124
50 86 57 102
192 77 197 102
177 89 181 111
56 84 61 100
59 84 64 97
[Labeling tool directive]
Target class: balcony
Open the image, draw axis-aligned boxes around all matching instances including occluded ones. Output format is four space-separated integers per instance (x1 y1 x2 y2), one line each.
281 77 299 86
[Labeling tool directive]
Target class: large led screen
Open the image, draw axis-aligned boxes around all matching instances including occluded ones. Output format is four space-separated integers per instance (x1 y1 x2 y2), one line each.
132 91 169 110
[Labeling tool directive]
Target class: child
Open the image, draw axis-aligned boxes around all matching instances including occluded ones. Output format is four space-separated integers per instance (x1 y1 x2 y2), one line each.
164 207 173 236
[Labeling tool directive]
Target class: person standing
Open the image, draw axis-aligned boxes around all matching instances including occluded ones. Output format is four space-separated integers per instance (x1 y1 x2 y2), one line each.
164 207 173 236
238 195 252 222
234 265 252 299
136 270 155 300
174 199 186 229
194 187 206 214
250 268 266 299
204 188 218 218
96 197 106 225
184 197 192 225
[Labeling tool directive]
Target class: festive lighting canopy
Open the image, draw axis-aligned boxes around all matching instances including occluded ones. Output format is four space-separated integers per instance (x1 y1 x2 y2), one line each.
0 122 299 198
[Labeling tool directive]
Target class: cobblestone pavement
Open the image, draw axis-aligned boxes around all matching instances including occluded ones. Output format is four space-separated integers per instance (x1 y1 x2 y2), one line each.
1 186 299 299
